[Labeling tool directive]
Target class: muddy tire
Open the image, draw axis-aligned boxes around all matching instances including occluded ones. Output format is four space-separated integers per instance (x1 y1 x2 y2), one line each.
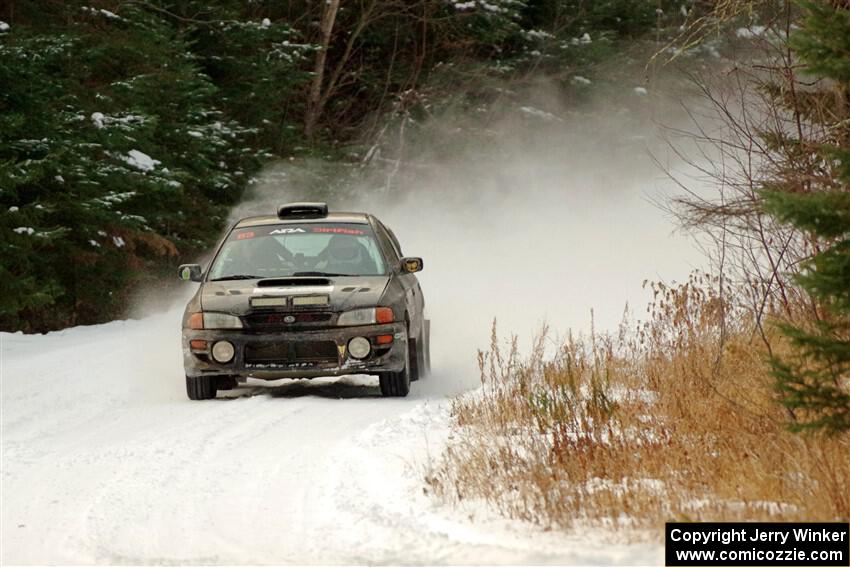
379 343 411 397
186 375 217 400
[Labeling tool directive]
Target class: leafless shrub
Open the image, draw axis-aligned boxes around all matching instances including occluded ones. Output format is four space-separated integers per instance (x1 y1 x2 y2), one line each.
426 274 850 531
655 2 846 356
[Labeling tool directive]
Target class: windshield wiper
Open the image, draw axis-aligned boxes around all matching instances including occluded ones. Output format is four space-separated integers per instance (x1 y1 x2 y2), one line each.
292 271 351 277
210 274 260 281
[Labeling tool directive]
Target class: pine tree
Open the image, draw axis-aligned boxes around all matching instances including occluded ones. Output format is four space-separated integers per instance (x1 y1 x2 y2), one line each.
0 2 312 331
0 3 408 328
762 0 850 435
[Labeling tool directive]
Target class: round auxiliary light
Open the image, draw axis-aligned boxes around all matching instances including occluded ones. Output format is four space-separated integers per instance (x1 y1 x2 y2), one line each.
348 336 371 360
211 341 235 363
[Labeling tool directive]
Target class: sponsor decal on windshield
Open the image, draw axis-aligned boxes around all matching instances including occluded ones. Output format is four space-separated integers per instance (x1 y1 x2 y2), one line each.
230 224 369 241
311 227 365 235
270 228 307 235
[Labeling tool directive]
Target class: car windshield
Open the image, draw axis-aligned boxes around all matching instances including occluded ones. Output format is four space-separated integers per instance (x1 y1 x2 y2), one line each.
208 223 387 280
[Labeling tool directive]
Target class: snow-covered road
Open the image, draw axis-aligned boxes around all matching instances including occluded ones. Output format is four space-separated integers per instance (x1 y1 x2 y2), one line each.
1 112 704 563
1 308 662 565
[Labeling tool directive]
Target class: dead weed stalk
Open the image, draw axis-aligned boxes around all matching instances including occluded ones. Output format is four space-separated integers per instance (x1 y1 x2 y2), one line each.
426 272 850 532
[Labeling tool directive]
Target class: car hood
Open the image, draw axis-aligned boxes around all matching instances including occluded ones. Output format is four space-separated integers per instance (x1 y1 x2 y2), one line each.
199 275 390 315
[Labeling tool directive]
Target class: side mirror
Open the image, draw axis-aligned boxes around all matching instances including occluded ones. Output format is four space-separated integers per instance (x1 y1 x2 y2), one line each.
400 257 423 273
178 264 204 282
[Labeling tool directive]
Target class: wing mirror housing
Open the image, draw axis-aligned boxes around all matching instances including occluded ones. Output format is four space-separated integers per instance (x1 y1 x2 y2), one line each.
178 264 204 282
400 257 423 273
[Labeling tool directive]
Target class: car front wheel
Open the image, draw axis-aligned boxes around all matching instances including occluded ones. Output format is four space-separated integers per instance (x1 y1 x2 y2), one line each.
379 346 411 397
186 375 217 400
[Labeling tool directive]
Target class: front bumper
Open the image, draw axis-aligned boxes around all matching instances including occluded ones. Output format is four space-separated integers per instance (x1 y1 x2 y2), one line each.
182 322 407 380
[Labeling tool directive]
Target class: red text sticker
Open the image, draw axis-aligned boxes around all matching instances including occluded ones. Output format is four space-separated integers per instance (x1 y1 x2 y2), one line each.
312 227 365 235
236 231 256 240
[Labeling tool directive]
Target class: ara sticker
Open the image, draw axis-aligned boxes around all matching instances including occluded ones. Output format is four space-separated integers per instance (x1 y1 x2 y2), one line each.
236 231 255 240
270 228 307 235
312 227 365 235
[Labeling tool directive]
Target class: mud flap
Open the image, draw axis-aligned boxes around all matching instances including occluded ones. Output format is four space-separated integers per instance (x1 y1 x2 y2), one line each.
410 336 421 382
423 319 431 376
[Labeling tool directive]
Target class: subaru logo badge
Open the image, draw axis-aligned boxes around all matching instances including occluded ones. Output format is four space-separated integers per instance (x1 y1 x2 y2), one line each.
283 315 296 323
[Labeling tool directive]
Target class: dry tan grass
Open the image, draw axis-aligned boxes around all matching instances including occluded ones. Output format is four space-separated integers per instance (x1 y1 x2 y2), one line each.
426 273 850 532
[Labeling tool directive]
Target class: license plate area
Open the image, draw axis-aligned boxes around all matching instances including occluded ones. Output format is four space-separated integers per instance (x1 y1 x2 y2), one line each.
244 340 338 364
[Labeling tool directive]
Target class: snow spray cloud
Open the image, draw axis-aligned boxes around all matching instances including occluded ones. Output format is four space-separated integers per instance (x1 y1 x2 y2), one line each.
238 79 704 389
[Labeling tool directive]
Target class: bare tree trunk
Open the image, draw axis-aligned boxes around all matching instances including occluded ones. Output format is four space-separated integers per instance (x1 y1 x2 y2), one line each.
305 0 341 139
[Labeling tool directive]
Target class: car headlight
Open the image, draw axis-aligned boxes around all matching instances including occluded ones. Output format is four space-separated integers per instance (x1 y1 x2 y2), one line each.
337 308 375 326
202 312 243 329
337 307 393 326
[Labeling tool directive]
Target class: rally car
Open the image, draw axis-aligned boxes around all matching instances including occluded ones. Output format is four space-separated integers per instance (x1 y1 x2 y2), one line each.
178 202 429 399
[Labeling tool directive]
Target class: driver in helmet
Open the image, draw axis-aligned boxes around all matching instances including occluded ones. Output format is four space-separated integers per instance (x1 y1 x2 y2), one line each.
316 234 371 275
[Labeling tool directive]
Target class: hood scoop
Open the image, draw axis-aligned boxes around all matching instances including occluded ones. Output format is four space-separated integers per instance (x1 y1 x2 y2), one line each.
257 277 331 288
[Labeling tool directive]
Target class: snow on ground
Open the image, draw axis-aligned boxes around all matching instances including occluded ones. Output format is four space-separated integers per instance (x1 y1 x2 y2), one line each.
2 97 708 564
735 26 766 39
0 308 662 564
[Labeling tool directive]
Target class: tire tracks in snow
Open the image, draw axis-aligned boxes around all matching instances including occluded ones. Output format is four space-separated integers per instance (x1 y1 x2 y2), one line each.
2 313 661 564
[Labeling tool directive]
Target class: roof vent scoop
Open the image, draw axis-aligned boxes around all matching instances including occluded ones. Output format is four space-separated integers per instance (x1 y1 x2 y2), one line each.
277 202 328 219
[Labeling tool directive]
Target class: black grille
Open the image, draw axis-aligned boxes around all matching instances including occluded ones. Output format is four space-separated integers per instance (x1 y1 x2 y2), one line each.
244 311 333 331
244 341 338 364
